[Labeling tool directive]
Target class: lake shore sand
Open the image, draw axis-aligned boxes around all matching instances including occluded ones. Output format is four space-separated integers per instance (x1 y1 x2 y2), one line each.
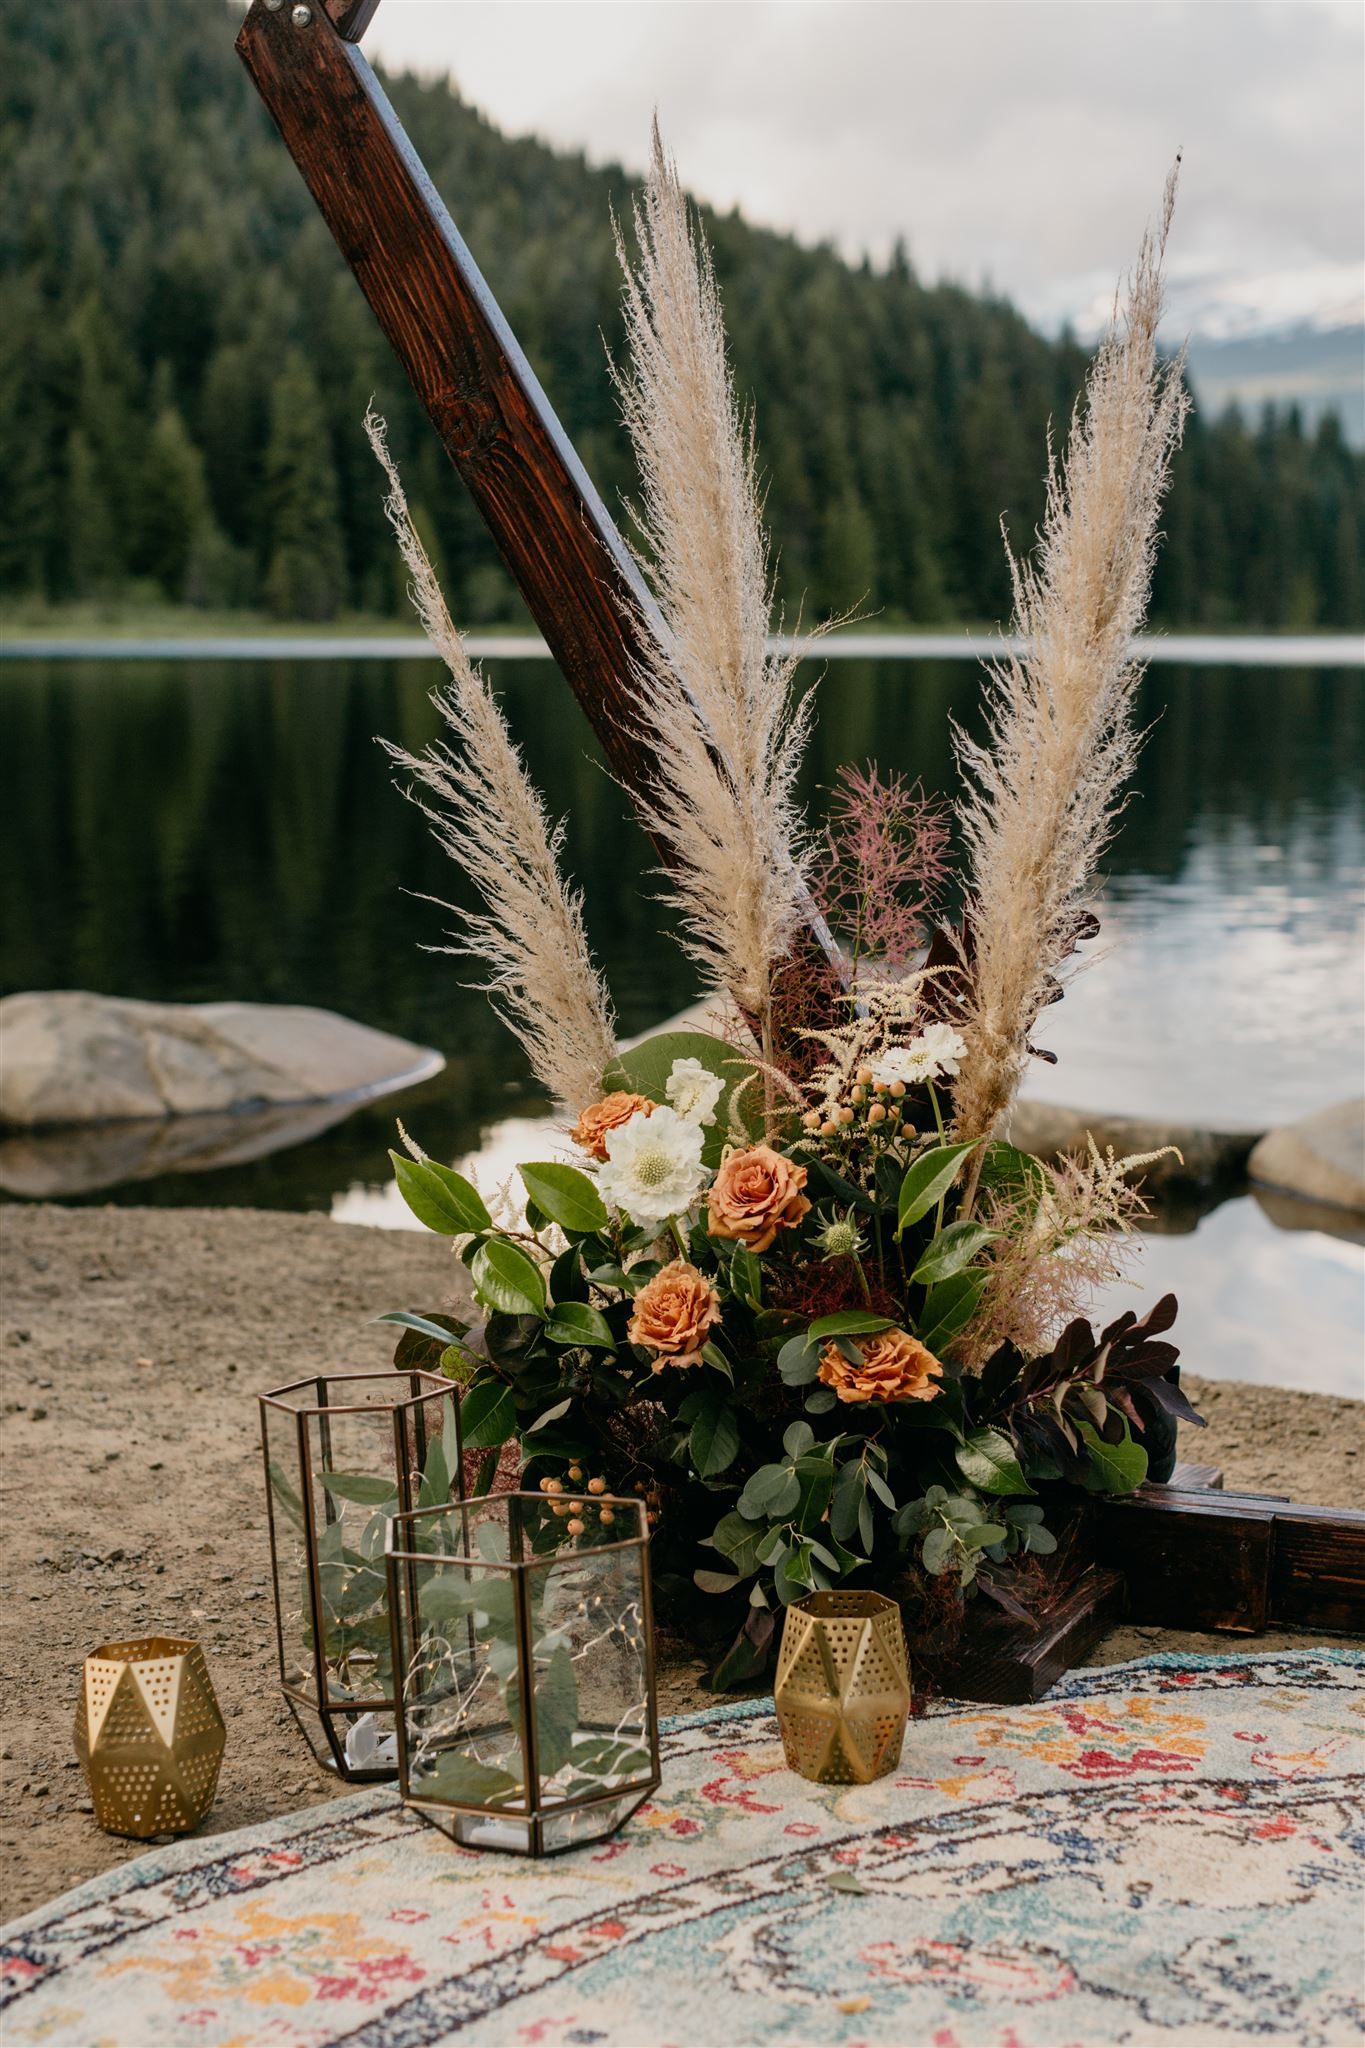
2 1201 1361 1919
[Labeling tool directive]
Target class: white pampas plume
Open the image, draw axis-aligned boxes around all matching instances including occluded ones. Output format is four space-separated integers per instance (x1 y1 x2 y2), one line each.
610 119 822 1062
951 163 1190 1166
367 409 617 1111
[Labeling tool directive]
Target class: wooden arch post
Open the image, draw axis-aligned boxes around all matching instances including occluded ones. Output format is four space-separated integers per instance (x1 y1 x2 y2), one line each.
236 0 1365 1696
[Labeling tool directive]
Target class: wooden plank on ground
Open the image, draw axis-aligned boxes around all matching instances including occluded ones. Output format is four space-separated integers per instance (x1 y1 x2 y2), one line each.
935 1570 1127 1705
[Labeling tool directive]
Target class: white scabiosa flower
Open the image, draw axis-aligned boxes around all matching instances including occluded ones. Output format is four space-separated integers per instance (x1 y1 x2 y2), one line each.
872 1024 968 1089
598 1105 708 1226
664 1056 725 1127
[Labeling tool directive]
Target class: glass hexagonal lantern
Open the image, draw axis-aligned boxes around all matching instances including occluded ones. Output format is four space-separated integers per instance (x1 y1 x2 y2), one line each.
385 1491 659 1854
259 1370 463 1780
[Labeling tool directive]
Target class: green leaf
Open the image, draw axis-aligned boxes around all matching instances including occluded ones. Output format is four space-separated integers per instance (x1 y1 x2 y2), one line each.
1077 1419 1149 1495
459 1379 518 1451
318 1471 398 1506
518 1162 609 1235
778 1334 821 1385
417 1435 450 1510
410 1752 521 1808
522 1642 579 1778
808 1311 896 1338
897 1140 980 1234
525 1396 573 1434
738 1463 802 1520
390 1152 492 1235
955 1426 1032 1497
911 1221 998 1286
922 1525 956 1575
374 1309 468 1348
471 1239 547 1318
701 1342 733 1381
706 1509 767 1577
690 1401 741 1478
783 1420 815 1459
694 1567 743 1595
826 1871 872 1895
543 1300 615 1350
916 1272 987 1353
601 1029 762 1166
805 1386 837 1414
267 1461 306 1531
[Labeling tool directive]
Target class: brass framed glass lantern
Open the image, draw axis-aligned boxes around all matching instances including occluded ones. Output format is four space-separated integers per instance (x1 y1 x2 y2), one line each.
259 1370 463 1780
384 1490 659 1854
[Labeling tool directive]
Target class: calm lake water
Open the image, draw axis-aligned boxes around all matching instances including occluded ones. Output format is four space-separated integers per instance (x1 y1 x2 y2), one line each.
2 655 1361 1395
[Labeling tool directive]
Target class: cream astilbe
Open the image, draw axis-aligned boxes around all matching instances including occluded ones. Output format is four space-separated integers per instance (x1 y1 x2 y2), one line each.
611 121 818 1053
952 165 1190 1159
367 410 616 1110
958 1140 1179 1369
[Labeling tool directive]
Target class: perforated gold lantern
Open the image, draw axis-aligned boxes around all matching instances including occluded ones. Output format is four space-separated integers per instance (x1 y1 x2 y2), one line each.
774 1590 910 1785
74 1635 226 1838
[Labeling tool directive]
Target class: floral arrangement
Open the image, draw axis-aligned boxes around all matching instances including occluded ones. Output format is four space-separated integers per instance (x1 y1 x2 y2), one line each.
372 137 1201 1684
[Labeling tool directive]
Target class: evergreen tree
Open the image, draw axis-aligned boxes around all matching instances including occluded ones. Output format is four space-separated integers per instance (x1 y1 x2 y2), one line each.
263 353 346 621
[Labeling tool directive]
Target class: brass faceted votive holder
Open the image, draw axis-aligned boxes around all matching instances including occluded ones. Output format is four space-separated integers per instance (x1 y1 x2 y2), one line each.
74 1635 226 1838
774 1590 910 1786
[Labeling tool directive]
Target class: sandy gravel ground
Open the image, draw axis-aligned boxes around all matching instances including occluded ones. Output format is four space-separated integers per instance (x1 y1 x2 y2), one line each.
2 1203 1361 1920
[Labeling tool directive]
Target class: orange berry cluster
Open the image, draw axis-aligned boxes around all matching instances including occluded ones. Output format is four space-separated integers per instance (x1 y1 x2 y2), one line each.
802 1066 906 1141
539 1465 619 1532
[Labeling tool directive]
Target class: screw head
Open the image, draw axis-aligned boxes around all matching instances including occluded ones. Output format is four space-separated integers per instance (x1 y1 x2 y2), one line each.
291 3 312 20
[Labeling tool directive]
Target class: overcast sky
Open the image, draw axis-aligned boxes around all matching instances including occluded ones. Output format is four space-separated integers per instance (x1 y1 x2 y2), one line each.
364 0 1363 341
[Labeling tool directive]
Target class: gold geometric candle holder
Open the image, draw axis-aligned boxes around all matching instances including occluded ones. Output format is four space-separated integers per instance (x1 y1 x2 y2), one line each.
774 1590 910 1786
74 1635 226 1838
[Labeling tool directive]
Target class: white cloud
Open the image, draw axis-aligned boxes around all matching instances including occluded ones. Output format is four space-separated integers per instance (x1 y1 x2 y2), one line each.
364 0 1364 338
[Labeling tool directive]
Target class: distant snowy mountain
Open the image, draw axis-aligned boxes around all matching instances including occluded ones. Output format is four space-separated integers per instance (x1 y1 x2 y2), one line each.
1183 322 1364 447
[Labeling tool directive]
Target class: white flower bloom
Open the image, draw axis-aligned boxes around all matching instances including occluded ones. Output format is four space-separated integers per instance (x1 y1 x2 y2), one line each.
871 1024 968 1089
598 1105 709 1226
665 1056 725 1127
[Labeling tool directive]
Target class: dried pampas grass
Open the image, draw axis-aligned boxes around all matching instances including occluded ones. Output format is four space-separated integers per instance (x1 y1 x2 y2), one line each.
367 409 617 1111
952 164 1190 1163
611 120 821 1060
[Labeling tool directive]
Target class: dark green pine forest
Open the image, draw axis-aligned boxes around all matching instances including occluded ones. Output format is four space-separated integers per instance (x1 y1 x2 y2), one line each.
2 0 1361 630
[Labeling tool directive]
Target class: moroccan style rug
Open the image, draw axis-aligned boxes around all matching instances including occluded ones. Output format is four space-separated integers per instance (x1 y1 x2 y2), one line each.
2 1651 1362 2047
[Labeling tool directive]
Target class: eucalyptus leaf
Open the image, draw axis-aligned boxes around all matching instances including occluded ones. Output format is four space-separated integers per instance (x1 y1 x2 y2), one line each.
410 1752 522 1808
694 1568 743 1595
318 1471 399 1507
778 1334 821 1385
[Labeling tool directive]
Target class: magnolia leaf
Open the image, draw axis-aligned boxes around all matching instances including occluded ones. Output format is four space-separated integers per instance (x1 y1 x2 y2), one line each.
897 1140 980 1234
544 1300 615 1350
375 1309 467 1347
459 1378 518 1450
390 1152 491 1235
915 1272 987 1354
808 1310 895 1338
525 1396 573 1434
954 1426 1033 1496
602 1028 761 1167
690 1401 741 1478
518 1161 609 1235
911 1221 998 1286
471 1239 547 1318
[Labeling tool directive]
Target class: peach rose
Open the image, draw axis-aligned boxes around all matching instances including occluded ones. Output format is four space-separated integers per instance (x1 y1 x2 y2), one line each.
818 1327 944 1405
627 1260 721 1371
706 1144 812 1253
570 1091 653 1162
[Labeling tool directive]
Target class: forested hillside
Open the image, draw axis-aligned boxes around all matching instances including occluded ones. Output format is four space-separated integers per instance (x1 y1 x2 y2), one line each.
2 0 1360 628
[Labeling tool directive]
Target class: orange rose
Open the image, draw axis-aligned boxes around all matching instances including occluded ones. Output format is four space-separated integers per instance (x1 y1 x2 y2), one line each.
570 1091 653 1162
818 1327 944 1405
627 1260 721 1371
706 1144 811 1253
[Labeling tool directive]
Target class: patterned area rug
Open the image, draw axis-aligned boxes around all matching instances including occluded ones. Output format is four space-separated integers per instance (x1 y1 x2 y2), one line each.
2 1651 1362 2047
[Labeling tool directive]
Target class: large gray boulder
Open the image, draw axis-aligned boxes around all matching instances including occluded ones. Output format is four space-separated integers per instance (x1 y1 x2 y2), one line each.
0 992 443 1129
1248 1099 1365 1217
1007 1100 1261 1193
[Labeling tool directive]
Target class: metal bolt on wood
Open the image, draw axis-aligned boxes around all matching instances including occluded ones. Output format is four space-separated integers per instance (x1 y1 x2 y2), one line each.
291 5 312 23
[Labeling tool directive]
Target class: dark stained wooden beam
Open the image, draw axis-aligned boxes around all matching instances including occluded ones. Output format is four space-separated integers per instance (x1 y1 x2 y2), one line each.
1096 1486 1365 1636
236 0 663 803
